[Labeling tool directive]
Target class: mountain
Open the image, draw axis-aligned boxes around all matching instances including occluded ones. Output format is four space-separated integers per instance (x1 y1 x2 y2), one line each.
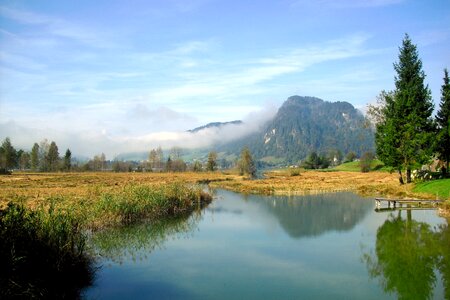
188 120 243 133
220 96 374 163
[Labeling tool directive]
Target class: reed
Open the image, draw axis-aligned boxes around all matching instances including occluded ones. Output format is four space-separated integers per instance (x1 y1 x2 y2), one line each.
0 202 94 299
0 181 213 298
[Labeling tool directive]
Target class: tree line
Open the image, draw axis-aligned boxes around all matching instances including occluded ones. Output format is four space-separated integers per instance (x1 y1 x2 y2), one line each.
0 138 256 177
0 138 72 173
368 34 450 184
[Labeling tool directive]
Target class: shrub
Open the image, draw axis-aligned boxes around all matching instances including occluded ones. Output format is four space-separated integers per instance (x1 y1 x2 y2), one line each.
360 152 375 173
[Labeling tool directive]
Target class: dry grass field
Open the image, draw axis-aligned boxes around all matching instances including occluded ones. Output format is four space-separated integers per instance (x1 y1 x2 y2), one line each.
211 170 422 198
1 170 447 212
0 172 235 210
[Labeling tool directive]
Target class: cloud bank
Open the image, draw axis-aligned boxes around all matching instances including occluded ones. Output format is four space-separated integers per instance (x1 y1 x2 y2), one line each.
0 104 276 159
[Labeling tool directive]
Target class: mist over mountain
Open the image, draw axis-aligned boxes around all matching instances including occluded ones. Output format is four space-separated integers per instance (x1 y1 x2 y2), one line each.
109 95 374 163
218 96 374 163
188 121 243 133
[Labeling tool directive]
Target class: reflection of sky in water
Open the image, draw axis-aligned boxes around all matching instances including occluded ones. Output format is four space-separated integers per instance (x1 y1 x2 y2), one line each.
84 190 447 300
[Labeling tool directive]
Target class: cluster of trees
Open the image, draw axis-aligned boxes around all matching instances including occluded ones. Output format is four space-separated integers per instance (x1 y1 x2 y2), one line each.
0 136 257 175
369 34 450 184
0 138 72 173
301 150 357 170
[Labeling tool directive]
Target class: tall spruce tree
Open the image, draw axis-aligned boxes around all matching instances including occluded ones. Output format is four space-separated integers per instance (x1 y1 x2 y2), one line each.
374 91 405 183
64 149 72 171
375 34 434 184
0 137 17 171
46 141 59 172
435 68 450 175
31 143 40 171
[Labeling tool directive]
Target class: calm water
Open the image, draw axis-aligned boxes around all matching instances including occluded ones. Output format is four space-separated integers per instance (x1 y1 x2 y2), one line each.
84 190 449 300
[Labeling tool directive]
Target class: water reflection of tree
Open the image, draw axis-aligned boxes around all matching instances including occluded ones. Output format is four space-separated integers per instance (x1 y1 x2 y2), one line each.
364 212 450 300
90 211 202 263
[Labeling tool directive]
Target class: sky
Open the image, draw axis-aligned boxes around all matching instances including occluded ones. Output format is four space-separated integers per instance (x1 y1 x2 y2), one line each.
0 0 449 158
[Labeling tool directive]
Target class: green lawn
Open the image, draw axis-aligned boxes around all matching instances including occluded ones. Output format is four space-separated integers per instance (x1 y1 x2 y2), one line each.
413 178 450 200
333 160 386 172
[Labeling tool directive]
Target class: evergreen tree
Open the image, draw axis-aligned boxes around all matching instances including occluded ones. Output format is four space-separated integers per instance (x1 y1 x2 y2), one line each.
64 149 72 171
46 141 59 172
31 143 40 171
302 151 320 169
374 91 405 183
206 151 217 171
0 137 17 171
375 34 434 184
435 68 450 175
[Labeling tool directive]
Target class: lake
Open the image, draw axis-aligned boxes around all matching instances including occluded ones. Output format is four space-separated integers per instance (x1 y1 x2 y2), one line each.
84 189 449 299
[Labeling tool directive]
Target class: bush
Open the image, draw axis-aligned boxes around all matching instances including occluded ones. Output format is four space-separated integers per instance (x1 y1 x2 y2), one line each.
360 152 375 173
289 168 301 176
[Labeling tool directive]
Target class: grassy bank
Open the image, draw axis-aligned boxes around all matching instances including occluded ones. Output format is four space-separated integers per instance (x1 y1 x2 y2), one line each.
413 178 450 199
413 179 450 212
0 173 218 298
333 160 387 172
0 203 93 299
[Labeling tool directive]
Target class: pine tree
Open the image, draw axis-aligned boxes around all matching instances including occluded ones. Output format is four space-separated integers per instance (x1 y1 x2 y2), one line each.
375 34 434 184
46 141 59 172
435 68 450 175
374 91 405 183
31 143 40 171
0 137 17 171
64 149 72 171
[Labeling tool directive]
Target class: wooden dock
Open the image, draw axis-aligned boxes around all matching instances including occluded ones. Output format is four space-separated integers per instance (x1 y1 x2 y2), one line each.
375 197 443 210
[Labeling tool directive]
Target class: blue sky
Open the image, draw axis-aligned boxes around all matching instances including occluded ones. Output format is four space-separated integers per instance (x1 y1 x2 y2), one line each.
0 0 449 158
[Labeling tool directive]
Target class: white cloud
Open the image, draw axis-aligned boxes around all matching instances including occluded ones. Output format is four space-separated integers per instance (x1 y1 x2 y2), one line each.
0 104 276 159
0 7 378 158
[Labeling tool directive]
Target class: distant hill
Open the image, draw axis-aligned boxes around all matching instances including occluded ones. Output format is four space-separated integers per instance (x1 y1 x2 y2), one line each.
188 120 243 133
114 96 374 165
220 96 374 163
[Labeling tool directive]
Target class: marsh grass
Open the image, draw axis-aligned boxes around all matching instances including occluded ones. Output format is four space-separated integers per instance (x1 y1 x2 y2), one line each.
0 203 94 299
0 177 213 298
91 183 212 228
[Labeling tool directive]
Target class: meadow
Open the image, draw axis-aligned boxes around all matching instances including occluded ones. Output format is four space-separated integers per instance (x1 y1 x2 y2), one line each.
2 169 448 216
